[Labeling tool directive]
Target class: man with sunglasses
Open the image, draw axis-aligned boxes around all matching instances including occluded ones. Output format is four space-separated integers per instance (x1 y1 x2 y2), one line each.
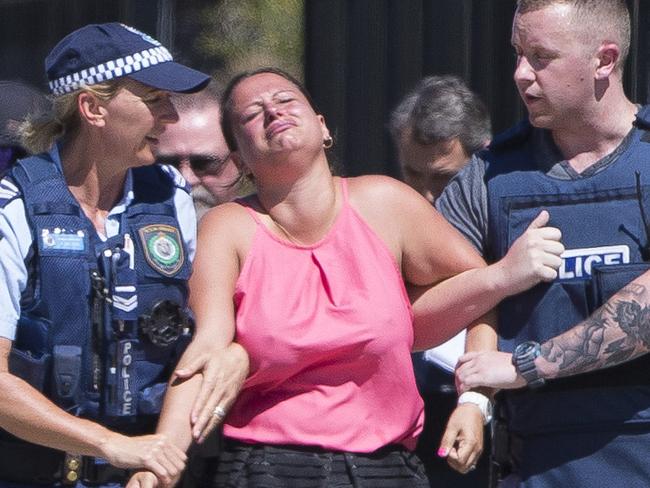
157 82 240 221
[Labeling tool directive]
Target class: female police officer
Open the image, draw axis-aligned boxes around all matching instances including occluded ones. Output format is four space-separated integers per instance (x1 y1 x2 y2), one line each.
0 23 220 487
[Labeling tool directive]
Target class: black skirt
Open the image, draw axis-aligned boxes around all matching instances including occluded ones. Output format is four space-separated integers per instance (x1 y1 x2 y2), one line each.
199 438 430 488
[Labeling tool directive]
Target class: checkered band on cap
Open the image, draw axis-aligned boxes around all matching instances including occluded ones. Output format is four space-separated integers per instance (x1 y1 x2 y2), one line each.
48 45 173 96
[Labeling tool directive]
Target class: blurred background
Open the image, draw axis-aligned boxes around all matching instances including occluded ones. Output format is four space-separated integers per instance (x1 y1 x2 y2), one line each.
1 0 648 177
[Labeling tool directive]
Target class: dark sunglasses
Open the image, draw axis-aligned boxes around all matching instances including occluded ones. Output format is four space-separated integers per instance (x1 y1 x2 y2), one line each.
157 154 230 175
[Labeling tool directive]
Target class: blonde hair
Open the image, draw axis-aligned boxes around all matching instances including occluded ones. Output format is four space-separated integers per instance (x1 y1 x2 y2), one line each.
19 81 122 154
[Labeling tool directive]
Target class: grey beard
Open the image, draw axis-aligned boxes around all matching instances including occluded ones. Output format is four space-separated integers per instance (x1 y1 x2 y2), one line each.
191 185 218 221
191 184 219 207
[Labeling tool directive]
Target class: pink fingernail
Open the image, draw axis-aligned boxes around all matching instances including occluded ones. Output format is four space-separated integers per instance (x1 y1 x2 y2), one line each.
437 448 449 457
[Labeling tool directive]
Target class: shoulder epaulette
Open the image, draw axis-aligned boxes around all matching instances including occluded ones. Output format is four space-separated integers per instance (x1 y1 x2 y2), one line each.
488 119 532 152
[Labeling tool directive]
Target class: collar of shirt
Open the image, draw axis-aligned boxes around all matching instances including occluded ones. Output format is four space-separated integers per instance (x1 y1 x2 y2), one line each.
50 142 135 239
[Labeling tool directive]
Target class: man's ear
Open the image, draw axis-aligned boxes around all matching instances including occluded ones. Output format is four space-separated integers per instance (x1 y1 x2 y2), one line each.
78 91 108 127
595 42 620 80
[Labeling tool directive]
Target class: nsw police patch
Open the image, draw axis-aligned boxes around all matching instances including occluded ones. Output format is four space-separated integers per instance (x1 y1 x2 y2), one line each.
139 224 184 276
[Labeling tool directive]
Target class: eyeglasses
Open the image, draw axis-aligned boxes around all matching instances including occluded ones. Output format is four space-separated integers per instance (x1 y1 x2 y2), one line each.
157 154 230 176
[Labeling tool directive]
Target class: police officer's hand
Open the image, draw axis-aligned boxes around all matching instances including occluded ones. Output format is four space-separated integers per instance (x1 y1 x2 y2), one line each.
497 210 564 295
173 341 250 443
126 470 180 488
456 351 526 391
99 433 186 485
438 404 484 474
126 471 158 488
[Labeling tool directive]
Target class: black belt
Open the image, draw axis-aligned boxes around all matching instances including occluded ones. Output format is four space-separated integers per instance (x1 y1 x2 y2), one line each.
0 439 131 485
80 457 132 486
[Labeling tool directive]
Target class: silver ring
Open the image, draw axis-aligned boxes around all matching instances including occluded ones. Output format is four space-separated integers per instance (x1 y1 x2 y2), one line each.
212 405 227 419
468 464 477 472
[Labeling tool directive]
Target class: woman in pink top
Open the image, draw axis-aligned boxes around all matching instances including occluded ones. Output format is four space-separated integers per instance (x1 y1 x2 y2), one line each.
127 68 563 488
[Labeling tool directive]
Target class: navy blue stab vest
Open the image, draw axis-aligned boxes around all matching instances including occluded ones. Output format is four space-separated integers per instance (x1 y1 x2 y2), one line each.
9 153 191 432
485 106 650 435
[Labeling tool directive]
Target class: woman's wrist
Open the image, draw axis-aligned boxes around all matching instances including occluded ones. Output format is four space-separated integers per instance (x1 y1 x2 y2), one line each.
483 261 515 299
457 390 493 424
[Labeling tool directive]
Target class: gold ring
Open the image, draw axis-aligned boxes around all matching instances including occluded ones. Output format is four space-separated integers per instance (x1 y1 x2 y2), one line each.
213 405 227 419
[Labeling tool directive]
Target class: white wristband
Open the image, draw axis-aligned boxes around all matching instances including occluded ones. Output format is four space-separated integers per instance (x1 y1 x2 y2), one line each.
458 391 493 425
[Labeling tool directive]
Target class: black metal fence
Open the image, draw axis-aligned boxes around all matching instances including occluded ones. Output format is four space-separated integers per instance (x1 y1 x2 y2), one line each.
305 0 650 177
1 0 648 179
0 0 169 89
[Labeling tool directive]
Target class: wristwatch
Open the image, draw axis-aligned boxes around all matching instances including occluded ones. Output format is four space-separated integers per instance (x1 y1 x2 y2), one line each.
512 341 546 388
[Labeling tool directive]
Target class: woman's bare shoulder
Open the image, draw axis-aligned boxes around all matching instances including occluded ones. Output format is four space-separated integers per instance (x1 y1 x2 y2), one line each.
346 174 426 213
197 200 257 239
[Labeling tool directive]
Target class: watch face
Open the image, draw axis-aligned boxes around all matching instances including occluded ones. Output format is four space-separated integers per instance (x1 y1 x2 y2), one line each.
515 341 540 360
519 342 535 355
513 341 545 388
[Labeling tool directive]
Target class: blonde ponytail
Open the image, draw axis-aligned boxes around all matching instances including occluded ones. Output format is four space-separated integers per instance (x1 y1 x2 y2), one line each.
19 80 122 154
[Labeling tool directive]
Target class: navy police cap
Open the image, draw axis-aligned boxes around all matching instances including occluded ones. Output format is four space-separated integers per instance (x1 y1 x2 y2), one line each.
46 22 210 96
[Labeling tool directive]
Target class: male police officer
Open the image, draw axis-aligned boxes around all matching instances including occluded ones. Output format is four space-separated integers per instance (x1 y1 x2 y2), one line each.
438 1 650 486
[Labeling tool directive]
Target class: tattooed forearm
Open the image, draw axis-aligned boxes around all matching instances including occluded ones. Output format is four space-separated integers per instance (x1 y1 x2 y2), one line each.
615 282 646 299
538 282 650 379
541 307 605 377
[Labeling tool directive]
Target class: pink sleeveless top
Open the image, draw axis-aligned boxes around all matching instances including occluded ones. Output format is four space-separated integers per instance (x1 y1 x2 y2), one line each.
223 178 424 452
